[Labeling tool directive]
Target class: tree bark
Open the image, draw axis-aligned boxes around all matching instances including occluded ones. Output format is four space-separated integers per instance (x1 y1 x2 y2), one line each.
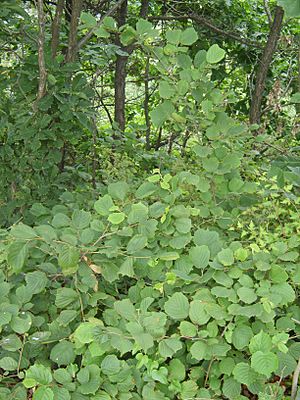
249 6 284 125
51 0 65 59
65 0 83 63
114 0 150 132
114 0 128 132
36 0 47 102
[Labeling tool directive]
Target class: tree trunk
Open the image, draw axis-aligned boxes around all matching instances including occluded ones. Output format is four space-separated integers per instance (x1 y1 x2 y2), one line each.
65 0 83 63
114 0 128 132
249 6 284 125
114 0 149 132
51 0 65 59
36 0 47 102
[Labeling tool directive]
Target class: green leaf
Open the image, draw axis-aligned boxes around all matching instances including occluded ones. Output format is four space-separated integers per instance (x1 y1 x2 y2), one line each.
251 351 278 377
232 325 253 350
189 300 210 325
237 287 257 304
189 245 210 269
50 341 75 366
120 26 137 45
25 364 53 386
126 234 147 254
7 241 28 273
222 377 241 399
108 212 126 225
166 29 181 45
57 310 78 327
74 322 100 344
33 387 54 400
77 365 101 395
94 195 114 216
179 321 197 337
136 182 157 198
55 287 78 308
80 11 97 28
58 245 80 274
158 81 175 99
119 258 135 277
249 331 272 353
168 359 186 381
217 248 234 266
206 44 226 63
180 27 198 45
72 210 91 229
25 271 48 294
114 299 136 320
101 355 121 375
164 292 189 320
190 341 207 360
158 338 182 357
108 181 129 201
11 313 32 334
202 157 219 172
0 357 18 371
10 223 37 240
174 218 191 234
128 202 148 223
150 100 175 127
233 362 257 385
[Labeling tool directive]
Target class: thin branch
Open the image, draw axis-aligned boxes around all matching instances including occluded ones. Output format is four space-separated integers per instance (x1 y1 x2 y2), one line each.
77 0 126 50
291 358 300 400
263 0 273 26
149 14 262 49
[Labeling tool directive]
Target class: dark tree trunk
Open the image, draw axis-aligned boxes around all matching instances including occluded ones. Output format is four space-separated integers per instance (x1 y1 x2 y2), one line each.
114 0 128 132
51 0 65 59
249 6 284 125
65 0 83 63
36 0 47 104
114 0 149 132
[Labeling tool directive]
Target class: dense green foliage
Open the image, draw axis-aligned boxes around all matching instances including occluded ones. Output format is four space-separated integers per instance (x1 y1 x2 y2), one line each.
0 0 300 399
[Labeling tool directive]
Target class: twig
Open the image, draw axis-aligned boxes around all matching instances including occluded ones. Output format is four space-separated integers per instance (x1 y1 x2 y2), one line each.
77 0 126 50
291 358 300 399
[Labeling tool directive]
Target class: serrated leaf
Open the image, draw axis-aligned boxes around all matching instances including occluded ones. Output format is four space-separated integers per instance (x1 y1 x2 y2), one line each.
150 100 175 127
189 300 210 325
251 351 278 377
25 271 48 294
189 245 210 268
126 234 147 254
217 248 234 266
232 325 253 350
58 245 80 274
164 292 189 320
7 241 28 273
222 377 241 399
50 341 75 366
94 195 114 216
190 341 207 360
72 210 91 229
108 181 129 201
0 356 18 371
108 212 126 225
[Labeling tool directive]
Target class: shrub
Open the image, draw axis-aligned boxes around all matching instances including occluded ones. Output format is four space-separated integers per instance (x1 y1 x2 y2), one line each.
0 162 299 400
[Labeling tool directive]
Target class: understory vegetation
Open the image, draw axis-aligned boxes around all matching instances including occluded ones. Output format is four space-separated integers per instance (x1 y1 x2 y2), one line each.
0 1 300 399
